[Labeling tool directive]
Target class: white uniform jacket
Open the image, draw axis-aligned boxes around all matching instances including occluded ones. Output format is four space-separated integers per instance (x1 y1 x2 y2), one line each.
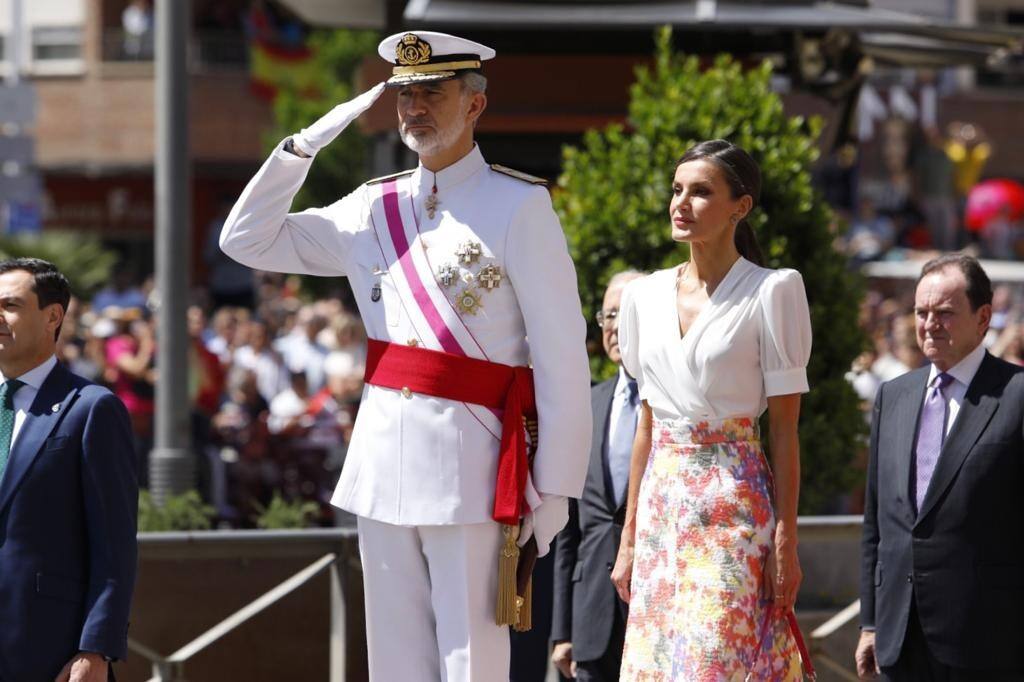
220 142 592 525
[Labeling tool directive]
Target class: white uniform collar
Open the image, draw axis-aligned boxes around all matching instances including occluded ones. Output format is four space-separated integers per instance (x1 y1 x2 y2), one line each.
1 354 57 388
415 144 487 194
928 340 986 389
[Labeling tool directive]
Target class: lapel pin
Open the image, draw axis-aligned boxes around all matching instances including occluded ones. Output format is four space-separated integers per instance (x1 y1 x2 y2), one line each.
51 403 60 412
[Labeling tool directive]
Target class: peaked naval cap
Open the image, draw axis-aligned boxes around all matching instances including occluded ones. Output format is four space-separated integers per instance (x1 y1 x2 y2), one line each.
378 31 496 87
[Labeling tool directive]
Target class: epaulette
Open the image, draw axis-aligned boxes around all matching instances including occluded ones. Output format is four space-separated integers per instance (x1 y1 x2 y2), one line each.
490 164 548 186
366 169 415 185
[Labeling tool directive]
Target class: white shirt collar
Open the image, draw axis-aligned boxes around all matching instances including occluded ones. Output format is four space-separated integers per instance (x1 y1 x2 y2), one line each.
928 341 986 389
1 354 57 389
415 144 487 194
615 366 634 395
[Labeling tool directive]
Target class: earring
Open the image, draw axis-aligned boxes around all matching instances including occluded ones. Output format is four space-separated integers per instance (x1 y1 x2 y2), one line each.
730 215 738 225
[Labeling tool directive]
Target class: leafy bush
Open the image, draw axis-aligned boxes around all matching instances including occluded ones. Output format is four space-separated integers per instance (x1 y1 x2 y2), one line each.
137 490 215 532
255 494 320 530
555 28 866 513
0 232 118 298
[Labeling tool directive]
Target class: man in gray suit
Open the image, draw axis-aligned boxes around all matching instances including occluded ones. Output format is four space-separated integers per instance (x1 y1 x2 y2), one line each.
551 271 643 681
858 254 1024 681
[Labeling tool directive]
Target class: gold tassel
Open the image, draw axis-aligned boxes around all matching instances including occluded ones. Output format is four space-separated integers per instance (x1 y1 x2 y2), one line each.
512 575 533 632
495 524 521 626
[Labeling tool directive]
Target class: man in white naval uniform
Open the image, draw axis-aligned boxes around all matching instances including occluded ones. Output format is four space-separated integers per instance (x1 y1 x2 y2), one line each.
220 31 591 681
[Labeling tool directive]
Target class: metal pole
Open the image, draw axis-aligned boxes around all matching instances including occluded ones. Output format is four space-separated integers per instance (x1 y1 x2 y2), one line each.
6 0 22 86
150 0 194 503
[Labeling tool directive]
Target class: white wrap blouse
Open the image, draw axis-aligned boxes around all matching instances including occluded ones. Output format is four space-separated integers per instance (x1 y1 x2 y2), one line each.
618 257 812 422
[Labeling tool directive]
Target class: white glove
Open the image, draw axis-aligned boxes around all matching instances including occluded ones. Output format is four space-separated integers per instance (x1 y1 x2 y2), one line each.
291 82 386 157
517 494 568 558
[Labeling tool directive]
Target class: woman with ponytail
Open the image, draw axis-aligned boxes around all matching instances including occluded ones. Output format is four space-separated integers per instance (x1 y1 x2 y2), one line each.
610 140 813 679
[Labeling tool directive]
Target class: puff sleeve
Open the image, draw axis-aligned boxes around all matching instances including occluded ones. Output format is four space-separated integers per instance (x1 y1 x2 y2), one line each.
617 279 644 394
759 268 812 396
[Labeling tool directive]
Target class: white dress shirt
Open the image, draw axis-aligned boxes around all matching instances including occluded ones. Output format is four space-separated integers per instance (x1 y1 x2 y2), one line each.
925 341 986 437
607 367 640 450
1 354 58 447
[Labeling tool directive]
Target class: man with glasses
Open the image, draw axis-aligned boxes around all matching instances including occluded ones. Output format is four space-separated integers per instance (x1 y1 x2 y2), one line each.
552 270 644 681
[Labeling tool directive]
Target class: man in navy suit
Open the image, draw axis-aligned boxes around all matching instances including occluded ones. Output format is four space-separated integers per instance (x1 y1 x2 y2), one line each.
551 271 643 681
858 254 1024 680
0 258 138 682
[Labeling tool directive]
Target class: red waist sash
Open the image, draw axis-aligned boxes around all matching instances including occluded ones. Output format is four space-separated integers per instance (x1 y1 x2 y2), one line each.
363 338 536 525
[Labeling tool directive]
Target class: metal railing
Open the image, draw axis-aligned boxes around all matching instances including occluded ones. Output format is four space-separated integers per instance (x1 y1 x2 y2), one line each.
131 528 358 682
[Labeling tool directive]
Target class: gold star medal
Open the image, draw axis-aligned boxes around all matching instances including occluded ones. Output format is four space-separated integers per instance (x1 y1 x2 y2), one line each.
456 287 482 315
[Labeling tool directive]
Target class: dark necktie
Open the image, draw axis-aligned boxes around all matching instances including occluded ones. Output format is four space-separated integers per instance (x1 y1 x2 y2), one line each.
0 379 25 480
913 372 953 511
608 378 638 507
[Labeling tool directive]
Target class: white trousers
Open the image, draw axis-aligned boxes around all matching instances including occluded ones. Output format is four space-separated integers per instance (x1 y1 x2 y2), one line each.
357 516 509 682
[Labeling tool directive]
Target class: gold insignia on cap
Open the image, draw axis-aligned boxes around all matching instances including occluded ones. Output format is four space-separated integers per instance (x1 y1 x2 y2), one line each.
456 287 482 315
397 33 432 66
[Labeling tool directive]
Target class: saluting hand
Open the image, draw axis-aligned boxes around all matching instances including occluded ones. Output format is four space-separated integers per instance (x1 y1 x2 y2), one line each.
291 82 387 157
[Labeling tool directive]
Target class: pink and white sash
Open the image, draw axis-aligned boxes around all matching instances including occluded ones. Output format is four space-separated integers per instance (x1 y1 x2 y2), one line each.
367 177 502 439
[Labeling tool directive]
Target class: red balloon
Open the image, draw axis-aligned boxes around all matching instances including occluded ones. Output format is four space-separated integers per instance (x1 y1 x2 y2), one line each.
965 178 1024 232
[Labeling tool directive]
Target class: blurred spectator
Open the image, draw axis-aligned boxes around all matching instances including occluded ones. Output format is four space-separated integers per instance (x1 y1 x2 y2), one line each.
205 198 255 310
843 197 896 264
276 309 329 392
103 307 156 484
92 266 148 313
871 313 924 382
234 319 289 403
121 0 154 60
979 205 1023 260
268 371 311 436
205 306 240 364
911 125 958 251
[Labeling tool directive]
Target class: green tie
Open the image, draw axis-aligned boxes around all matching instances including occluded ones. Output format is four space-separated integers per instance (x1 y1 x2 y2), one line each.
0 379 25 480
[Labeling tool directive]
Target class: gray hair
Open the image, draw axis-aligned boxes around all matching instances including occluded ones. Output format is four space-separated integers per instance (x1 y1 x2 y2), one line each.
459 72 488 94
606 269 644 293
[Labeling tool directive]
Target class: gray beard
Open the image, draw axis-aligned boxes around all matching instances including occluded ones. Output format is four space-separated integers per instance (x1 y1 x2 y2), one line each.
400 117 467 157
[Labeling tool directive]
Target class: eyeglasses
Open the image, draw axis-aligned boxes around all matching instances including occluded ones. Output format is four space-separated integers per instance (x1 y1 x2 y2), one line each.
595 309 619 329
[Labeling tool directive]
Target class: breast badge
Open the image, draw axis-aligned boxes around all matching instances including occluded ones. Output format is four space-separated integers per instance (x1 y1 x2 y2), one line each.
435 242 503 316
456 287 482 315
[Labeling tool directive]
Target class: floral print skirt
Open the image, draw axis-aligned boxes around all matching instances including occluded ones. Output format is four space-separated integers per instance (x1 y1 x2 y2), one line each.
620 416 802 681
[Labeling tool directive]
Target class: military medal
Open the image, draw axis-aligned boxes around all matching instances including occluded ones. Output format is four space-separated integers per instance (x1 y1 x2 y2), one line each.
425 187 440 219
478 263 503 290
455 240 482 265
437 262 458 288
456 287 482 315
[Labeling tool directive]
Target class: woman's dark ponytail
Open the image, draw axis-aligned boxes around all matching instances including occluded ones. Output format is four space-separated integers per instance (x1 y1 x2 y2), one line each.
733 220 765 266
677 139 765 267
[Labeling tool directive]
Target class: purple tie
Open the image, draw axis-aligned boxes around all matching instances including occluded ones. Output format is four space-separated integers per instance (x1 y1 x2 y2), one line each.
913 372 954 511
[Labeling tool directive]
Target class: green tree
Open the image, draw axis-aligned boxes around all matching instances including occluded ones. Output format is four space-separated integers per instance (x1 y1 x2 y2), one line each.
265 29 379 299
266 29 380 212
556 28 866 513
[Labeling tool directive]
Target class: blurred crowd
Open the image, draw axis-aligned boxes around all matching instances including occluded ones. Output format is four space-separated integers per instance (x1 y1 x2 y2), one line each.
850 281 1024 404
57 267 368 528
826 118 1024 264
